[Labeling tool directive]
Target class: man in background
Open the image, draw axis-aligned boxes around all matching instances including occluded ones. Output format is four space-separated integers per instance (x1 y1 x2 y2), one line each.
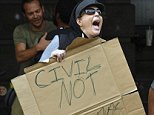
148 80 154 115
13 0 56 75
12 0 56 114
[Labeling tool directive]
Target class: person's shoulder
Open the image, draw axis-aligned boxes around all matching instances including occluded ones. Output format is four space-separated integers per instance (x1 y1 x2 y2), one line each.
14 23 29 31
46 20 55 26
45 20 56 30
46 20 53 24
46 28 73 40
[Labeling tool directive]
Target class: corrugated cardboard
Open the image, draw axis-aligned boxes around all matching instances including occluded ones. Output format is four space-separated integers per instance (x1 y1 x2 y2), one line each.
11 38 146 115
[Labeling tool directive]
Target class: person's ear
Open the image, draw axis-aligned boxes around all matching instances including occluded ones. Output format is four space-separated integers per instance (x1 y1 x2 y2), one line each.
22 12 28 21
42 6 45 13
76 18 82 26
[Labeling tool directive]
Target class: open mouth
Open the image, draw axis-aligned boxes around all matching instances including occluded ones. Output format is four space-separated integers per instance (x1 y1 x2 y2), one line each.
92 19 101 30
93 20 100 26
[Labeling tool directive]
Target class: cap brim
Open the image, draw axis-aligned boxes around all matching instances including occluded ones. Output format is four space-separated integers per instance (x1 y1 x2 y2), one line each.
87 3 104 12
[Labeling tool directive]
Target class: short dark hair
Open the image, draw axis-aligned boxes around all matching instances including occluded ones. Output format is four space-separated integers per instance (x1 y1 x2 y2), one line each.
21 0 43 13
54 0 78 25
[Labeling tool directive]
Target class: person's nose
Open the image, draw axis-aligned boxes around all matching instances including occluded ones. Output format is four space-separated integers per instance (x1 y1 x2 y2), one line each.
33 12 38 18
94 11 100 16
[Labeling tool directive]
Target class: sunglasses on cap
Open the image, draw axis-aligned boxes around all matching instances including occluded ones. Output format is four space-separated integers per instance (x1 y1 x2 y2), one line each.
81 7 102 16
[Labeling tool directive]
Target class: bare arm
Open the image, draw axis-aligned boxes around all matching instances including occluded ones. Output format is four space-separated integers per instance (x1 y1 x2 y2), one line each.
148 87 154 115
15 33 50 62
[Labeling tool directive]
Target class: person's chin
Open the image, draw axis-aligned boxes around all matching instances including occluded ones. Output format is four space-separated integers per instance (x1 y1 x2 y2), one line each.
92 26 101 33
33 23 42 28
93 30 100 36
33 21 42 26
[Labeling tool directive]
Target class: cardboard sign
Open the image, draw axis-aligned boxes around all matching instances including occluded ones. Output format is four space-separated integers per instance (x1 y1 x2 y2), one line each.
12 38 145 115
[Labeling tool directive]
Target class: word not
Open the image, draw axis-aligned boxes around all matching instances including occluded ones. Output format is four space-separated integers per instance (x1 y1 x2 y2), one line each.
35 56 102 108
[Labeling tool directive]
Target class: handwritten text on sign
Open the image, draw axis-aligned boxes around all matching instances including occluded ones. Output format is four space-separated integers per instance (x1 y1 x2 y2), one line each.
87 100 124 115
34 56 102 107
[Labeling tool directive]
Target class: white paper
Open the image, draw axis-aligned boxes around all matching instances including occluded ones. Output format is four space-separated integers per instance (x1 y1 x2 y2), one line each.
39 35 59 62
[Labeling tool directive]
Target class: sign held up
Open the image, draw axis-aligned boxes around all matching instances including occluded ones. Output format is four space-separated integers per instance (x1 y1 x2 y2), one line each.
12 38 146 115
